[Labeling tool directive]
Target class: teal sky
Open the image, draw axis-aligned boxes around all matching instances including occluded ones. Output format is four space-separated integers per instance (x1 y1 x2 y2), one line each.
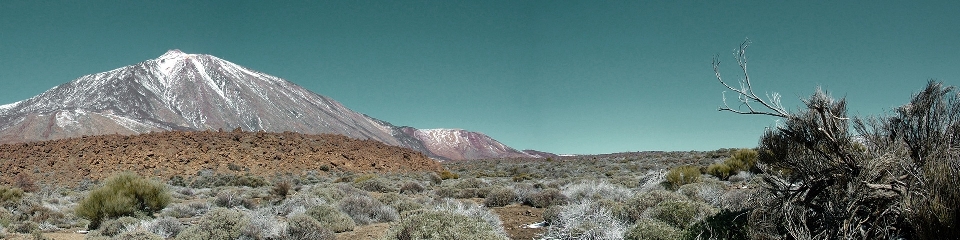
1 1 958 154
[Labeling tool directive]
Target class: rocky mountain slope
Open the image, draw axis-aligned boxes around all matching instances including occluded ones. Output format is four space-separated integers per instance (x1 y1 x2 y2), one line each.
0 130 442 186
400 127 539 160
0 50 541 160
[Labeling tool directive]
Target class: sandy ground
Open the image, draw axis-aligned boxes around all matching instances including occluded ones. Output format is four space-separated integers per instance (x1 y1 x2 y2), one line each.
491 204 547 240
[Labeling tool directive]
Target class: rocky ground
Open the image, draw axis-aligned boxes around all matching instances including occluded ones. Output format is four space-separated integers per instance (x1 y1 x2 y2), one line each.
0 129 443 186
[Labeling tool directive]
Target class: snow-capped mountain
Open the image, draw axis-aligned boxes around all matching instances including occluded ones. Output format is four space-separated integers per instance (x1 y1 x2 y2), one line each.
0 50 543 160
400 127 538 160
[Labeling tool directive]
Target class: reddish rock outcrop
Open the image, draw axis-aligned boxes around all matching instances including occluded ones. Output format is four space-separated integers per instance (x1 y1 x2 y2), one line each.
0 130 442 186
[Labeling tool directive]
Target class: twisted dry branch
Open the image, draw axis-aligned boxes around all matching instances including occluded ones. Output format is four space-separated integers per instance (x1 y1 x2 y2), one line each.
714 39 791 119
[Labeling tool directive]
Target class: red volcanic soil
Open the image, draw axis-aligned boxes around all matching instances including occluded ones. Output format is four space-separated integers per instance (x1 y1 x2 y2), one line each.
0 129 443 186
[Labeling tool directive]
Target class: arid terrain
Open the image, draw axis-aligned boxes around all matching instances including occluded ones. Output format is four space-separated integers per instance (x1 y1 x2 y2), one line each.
0 143 754 240
0 129 442 186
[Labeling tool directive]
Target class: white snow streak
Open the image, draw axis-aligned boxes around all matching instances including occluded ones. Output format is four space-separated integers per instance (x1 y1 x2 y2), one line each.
189 57 231 104
55 109 85 128
0 101 21 111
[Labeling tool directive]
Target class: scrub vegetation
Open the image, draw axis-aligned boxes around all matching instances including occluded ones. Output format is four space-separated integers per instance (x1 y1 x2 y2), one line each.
0 41 955 240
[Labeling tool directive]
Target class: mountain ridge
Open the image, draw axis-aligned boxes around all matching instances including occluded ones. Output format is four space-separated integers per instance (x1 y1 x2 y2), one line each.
0 50 543 160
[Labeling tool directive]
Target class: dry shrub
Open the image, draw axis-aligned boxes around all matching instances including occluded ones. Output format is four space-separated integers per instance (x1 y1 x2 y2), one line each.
382 210 508 240
620 190 685 224
645 199 717 229
114 229 164 240
399 181 425 194
175 207 249 240
354 177 395 193
454 178 489 189
624 219 681 240
560 180 631 203
240 210 285 239
539 199 627 240
714 40 960 239
305 204 355 233
271 180 292 199
286 214 334 240
142 216 183 239
13 173 38 193
524 188 568 208
483 187 516 207
676 181 725 207
337 194 397 225
212 190 254 209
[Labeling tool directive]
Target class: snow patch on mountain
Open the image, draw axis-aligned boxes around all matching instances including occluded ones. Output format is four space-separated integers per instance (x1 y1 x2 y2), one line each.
104 113 156 132
410 128 538 160
0 101 21 112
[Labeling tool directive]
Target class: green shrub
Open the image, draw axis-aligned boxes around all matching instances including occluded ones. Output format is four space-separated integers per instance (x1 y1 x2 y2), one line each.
175 208 248 240
305 204 355 233
483 188 516 207
286 214 335 240
729 148 758 172
0 186 24 206
706 149 759 180
706 163 733 180
665 165 701 189
75 172 171 229
647 199 717 229
382 210 508 240
624 219 682 240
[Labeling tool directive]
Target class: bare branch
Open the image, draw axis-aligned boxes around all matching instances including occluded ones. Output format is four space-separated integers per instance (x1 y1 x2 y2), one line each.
714 39 791 118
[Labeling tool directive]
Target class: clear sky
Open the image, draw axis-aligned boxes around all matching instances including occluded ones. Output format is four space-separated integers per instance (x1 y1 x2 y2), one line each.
1 1 958 154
